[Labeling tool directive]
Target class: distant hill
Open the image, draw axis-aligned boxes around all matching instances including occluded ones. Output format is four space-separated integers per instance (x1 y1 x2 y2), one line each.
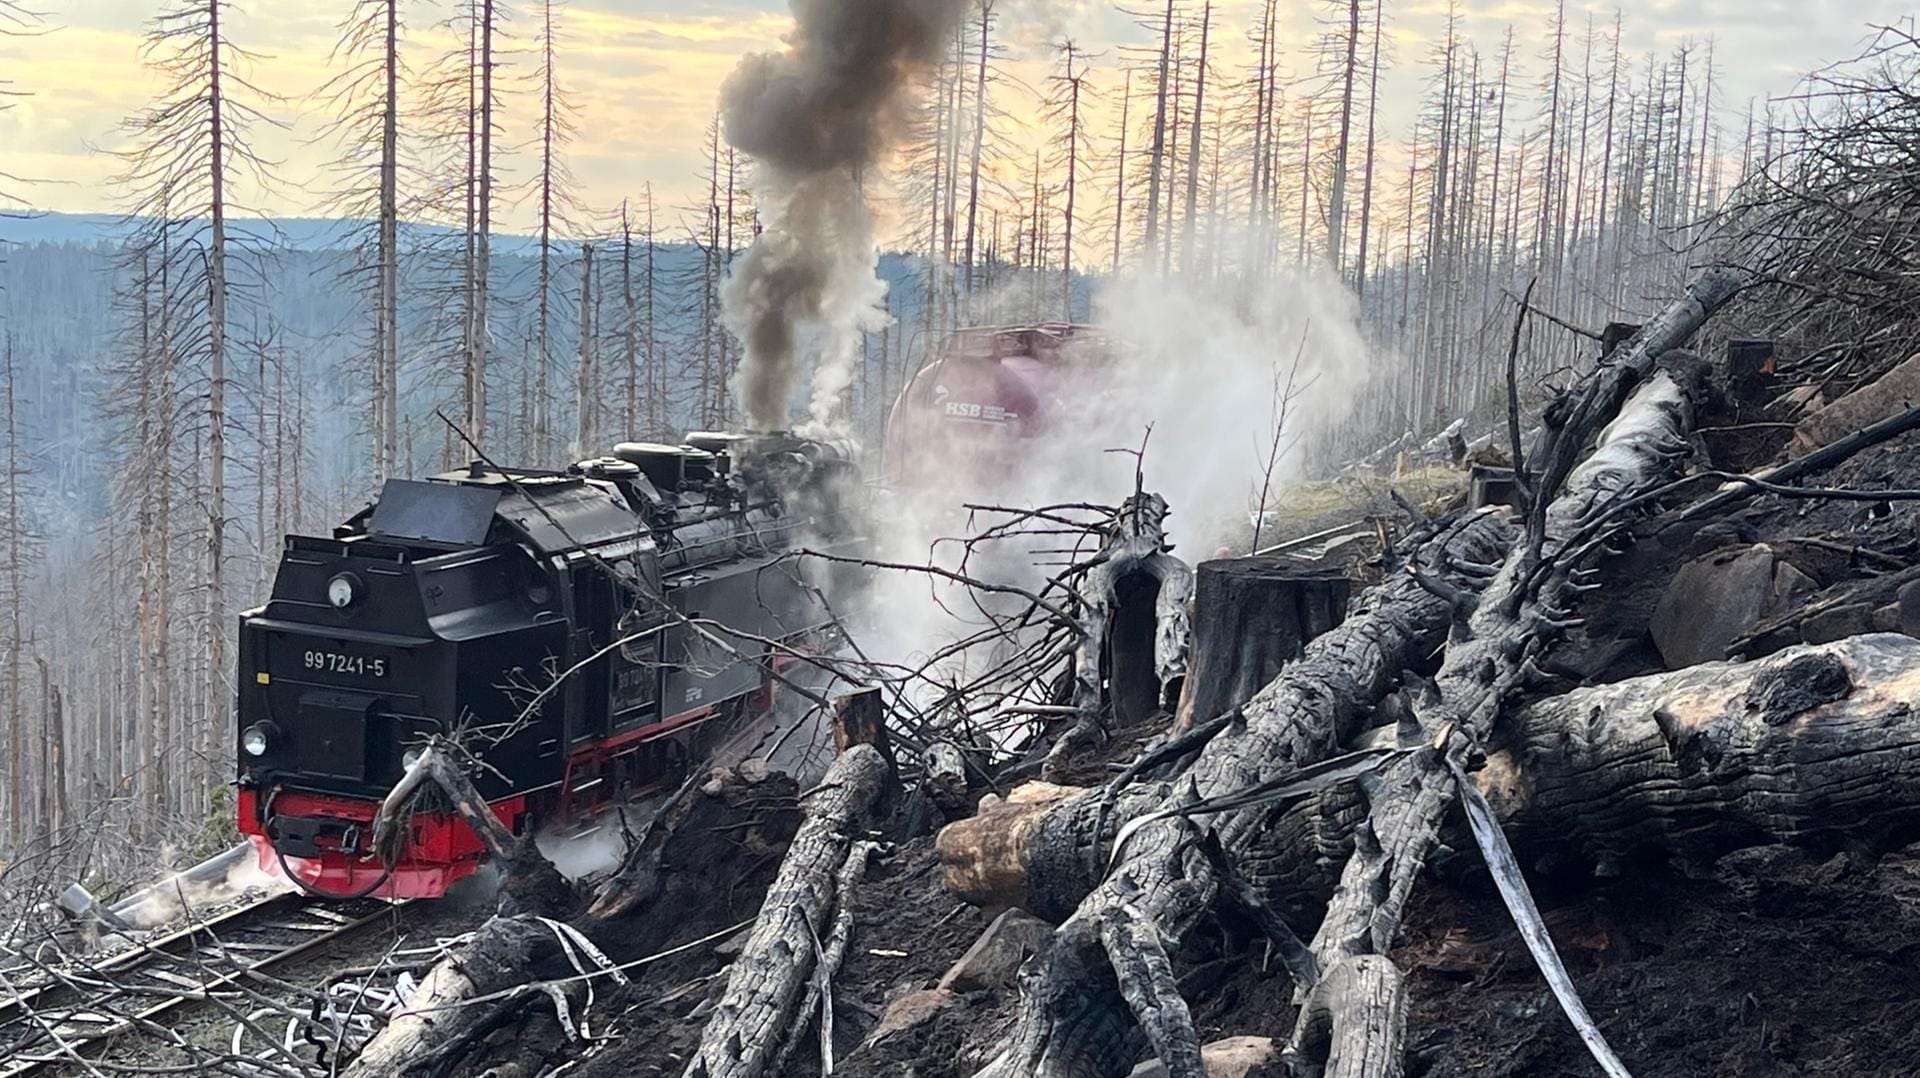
0 210 1094 526
0 210 583 259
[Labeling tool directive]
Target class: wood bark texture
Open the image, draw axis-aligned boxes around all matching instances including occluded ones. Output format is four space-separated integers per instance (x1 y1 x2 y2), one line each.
969 508 1512 1078
1045 492 1195 781
688 744 889 1078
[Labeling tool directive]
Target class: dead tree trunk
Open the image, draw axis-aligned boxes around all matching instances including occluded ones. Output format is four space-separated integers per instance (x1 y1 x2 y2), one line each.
688 744 889 1078
1044 493 1195 781
1173 559 1348 733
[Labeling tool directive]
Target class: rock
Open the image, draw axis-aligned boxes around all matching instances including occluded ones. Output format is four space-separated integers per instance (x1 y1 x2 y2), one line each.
862 988 957 1045
700 759 793 806
1899 579 1920 636
1651 544 1816 667
1683 519 1758 557
1802 602 1879 645
1126 1036 1279 1078
936 908 1053 993
1793 352 1920 453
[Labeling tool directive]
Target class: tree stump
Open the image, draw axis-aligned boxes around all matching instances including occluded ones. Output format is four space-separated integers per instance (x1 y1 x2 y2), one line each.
1174 558 1350 732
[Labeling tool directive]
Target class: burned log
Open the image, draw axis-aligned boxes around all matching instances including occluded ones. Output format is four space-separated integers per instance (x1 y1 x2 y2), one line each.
969 267 1747 1078
687 743 889 1078
1491 634 1920 863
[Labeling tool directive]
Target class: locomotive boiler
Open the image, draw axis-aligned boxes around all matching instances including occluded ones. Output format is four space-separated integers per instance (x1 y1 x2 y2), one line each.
233 432 862 900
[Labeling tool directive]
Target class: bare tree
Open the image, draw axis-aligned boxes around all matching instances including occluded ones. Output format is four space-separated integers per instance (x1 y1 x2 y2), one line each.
2 335 27 847
1179 1 1211 274
1324 0 1361 272
460 0 504 448
314 0 407 485
1045 40 1091 319
1142 0 1175 265
961 0 998 311
1110 68 1131 274
1353 0 1386 296
0 2 48 210
530 0 578 461
107 0 277 816
575 242 595 450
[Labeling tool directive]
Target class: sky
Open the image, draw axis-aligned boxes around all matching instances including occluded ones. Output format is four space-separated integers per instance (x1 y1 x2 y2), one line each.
1 0 1914 239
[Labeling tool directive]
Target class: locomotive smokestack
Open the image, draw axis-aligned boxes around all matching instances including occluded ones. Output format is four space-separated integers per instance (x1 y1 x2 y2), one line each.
719 0 966 433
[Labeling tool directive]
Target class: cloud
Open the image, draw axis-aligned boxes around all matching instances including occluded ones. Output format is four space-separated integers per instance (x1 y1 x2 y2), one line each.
0 0 1912 231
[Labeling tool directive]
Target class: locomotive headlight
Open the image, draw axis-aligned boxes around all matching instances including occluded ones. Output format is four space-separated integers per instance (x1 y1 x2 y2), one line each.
242 723 273 758
326 573 362 609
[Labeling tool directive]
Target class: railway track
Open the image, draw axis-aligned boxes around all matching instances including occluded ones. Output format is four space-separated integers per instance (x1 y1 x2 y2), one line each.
0 893 401 1076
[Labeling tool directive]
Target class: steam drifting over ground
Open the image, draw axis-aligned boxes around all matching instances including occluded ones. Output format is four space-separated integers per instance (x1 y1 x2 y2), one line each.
720 0 969 433
854 263 1377 729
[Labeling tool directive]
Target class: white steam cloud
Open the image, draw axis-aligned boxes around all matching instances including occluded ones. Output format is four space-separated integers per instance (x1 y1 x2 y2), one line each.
857 264 1377 726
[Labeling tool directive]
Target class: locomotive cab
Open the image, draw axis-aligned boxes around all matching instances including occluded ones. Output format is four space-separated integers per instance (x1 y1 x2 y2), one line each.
236 440 858 899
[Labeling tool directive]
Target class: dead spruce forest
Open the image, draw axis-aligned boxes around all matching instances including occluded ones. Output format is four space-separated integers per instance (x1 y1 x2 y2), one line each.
8 0 1920 1075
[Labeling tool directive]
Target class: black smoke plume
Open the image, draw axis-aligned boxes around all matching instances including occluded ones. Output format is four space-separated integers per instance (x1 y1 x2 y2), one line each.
720 0 967 432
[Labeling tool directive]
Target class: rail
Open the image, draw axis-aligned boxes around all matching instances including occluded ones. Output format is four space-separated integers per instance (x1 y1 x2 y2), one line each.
0 892 401 1076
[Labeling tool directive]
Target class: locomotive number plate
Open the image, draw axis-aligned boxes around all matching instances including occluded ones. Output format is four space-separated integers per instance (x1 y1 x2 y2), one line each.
303 649 389 679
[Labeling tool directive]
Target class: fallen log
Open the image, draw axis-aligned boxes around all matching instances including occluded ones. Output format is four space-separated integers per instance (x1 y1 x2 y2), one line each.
971 267 1747 1078
1290 268 1748 1076
687 743 889 1078
1491 633 1920 862
966 508 1513 1077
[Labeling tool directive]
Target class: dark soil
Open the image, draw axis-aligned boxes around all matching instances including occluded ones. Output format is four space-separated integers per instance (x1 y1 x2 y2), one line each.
1399 842 1920 1077
448 768 805 1078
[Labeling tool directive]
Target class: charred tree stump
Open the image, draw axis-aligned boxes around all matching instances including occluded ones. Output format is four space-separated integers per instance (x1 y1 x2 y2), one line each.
833 686 888 753
688 743 890 1078
1045 492 1194 781
1173 559 1348 733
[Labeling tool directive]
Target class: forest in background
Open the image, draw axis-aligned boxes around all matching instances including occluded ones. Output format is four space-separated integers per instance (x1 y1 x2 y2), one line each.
0 0 1840 895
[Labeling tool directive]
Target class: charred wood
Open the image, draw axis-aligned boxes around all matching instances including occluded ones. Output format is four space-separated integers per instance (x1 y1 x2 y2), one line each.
967 508 1512 1077
687 744 889 1078
1174 559 1349 734
1044 492 1194 781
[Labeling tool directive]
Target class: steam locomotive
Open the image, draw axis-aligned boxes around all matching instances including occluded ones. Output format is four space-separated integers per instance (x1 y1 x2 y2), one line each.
233 432 863 899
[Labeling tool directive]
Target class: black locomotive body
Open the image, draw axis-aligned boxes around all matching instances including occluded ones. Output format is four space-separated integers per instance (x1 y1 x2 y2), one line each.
235 432 862 899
